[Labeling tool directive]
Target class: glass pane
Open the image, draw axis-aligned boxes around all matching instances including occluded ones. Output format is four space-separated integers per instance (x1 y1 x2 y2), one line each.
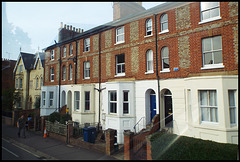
204 52 213 65
212 36 222 50
213 51 223 64
202 10 210 20
230 108 236 124
202 38 212 52
161 47 169 58
210 108 218 122
85 62 90 68
228 91 235 106
123 103 129 114
122 64 125 73
209 90 216 106
148 61 153 71
201 2 219 11
117 65 121 73
110 103 117 113
123 92 128 101
161 14 167 22
163 59 169 68
85 102 90 110
162 22 168 31
211 8 220 18
200 91 207 106
110 92 117 101
201 107 209 121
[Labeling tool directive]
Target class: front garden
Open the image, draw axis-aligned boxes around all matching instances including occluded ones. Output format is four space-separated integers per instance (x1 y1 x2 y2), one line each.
150 131 238 160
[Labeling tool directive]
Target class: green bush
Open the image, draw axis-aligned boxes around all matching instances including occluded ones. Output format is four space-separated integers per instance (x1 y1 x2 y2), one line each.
48 112 61 123
60 114 72 125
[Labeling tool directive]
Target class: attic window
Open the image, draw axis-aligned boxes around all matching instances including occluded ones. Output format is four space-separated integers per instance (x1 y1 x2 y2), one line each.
51 50 55 60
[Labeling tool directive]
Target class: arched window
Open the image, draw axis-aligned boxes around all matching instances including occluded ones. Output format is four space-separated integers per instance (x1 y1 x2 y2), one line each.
146 50 153 73
161 47 169 71
160 14 168 32
69 64 72 80
62 91 66 107
145 18 152 36
70 44 73 55
62 65 66 80
63 46 66 57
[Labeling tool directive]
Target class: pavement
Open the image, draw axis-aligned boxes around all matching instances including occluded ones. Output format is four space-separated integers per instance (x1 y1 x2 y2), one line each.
2 123 123 160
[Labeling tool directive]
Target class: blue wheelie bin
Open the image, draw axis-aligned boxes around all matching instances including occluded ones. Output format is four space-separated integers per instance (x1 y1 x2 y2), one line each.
83 127 89 142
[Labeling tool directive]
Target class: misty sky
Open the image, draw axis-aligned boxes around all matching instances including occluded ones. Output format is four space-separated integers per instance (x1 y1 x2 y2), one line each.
2 2 164 60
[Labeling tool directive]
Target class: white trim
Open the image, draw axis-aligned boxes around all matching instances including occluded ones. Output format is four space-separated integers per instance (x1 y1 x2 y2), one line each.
160 69 170 73
199 16 222 25
114 41 125 46
145 70 154 75
144 34 153 38
159 29 169 35
115 73 126 77
201 64 224 70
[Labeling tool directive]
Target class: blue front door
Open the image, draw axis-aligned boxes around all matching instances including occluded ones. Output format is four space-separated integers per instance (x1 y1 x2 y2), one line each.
150 94 156 120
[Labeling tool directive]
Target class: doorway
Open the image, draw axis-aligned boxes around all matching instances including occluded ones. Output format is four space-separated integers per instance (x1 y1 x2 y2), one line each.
164 89 173 127
67 91 72 115
145 89 157 125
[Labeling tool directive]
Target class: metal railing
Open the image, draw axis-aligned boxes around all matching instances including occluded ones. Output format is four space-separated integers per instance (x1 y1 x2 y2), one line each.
133 117 145 133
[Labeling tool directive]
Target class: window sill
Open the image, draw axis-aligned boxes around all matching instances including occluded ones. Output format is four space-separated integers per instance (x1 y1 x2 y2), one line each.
159 29 169 35
83 51 90 53
50 80 54 82
160 69 170 73
83 77 90 80
145 71 154 75
114 41 125 45
144 34 153 38
199 16 222 25
115 73 126 77
201 64 224 70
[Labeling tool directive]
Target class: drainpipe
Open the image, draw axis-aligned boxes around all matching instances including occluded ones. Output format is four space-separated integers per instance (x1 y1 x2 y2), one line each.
55 40 61 113
154 14 161 129
75 41 78 84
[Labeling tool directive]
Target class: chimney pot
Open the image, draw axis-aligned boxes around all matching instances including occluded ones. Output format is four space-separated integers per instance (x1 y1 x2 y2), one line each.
60 22 63 28
76 29 78 32
79 28 81 33
82 29 84 33
73 27 75 31
67 25 69 30
70 25 72 30
64 24 66 29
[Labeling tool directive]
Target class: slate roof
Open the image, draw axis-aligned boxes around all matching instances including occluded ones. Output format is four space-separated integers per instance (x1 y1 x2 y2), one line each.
20 52 36 70
45 2 190 50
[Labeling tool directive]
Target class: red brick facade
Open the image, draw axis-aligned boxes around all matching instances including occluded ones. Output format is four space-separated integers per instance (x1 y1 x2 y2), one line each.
44 2 238 86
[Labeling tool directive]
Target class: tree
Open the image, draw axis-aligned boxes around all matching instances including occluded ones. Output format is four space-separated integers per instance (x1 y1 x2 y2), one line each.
2 88 19 111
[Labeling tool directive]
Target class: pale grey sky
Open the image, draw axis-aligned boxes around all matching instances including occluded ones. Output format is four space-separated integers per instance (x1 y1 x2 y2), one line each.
2 2 164 60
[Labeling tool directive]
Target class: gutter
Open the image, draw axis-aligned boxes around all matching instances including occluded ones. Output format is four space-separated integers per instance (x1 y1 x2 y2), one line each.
154 14 161 129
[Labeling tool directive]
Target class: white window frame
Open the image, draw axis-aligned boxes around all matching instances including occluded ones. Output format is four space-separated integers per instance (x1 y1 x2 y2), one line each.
85 91 90 112
199 2 221 24
62 65 66 81
199 90 218 123
115 54 125 77
160 13 169 34
123 91 129 114
74 91 80 111
84 38 90 52
19 65 23 72
69 64 72 80
84 61 90 79
160 46 170 73
116 26 125 44
70 44 73 56
109 91 117 114
63 46 66 58
201 36 223 70
145 18 152 36
228 90 237 126
50 67 54 82
42 91 46 106
146 50 154 74
51 49 55 60
49 91 54 107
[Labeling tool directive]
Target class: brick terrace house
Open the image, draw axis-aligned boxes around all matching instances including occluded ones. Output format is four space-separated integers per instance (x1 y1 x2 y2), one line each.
13 52 45 110
41 2 238 144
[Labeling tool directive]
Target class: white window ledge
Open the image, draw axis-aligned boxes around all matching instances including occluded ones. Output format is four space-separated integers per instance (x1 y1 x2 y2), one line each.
159 29 169 35
115 73 125 77
144 34 153 38
83 77 90 80
160 69 170 73
145 71 154 75
201 64 224 70
114 41 125 46
199 16 222 25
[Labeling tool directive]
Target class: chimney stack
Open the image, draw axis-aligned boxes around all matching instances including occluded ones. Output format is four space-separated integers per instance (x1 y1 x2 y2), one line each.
64 24 66 29
60 22 63 28
70 25 72 31
67 25 69 30
136 2 142 6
